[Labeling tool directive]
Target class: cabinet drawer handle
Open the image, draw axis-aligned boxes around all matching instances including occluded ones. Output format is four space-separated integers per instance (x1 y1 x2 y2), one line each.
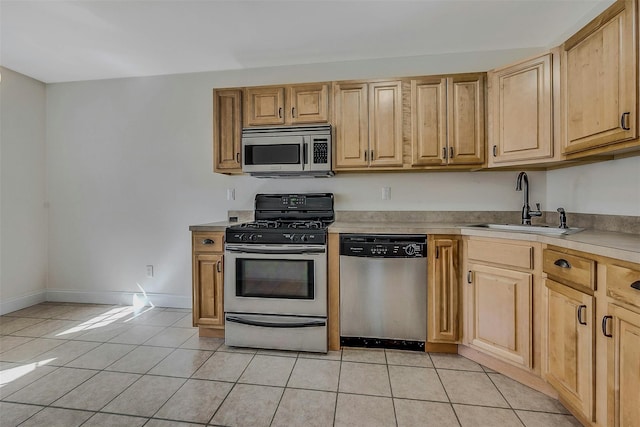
216 260 222 273
202 239 215 245
443 147 448 160
577 305 587 325
631 280 640 291
492 145 497 157
278 107 283 118
602 315 613 338
467 270 472 284
450 147 454 158
292 107 296 118
236 152 240 163
554 259 571 269
621 112 631 130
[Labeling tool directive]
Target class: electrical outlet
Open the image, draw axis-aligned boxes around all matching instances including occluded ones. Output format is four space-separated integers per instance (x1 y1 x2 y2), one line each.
227 188 235 201
146 265 154 278
382 187 391 200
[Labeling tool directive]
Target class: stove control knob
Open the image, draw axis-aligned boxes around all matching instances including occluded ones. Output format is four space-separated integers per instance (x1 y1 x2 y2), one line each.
300 234 308 242
239 234 247 241
248 234 257 241
290 234 300 242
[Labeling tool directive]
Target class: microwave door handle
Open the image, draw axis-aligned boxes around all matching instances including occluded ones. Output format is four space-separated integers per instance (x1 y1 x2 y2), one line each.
302 136 309 170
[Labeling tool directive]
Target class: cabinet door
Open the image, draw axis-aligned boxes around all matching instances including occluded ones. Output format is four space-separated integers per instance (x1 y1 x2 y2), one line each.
411 78 447 166
429 238 460 343
213 89 243 173
607 304 640 427
563 1 637 154
467 263 532 368
333 82 369 168
489 53 554 165
543 279 594 421
447 75 485 165
368 81 403 167
192 253 224 327
245 87 285 126
289 83 329 124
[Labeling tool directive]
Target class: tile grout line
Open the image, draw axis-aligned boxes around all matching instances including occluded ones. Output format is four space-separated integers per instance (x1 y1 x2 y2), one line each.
205 348 258 425
267 352 300 426
383 349 399 427
484 371 527 426
332 348 343 426
429 352 464 427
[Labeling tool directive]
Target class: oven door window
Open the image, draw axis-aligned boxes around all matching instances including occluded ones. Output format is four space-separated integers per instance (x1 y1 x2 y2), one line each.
235 258 314 299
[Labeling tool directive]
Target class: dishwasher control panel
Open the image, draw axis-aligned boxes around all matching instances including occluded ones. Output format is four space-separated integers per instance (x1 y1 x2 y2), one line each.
340 234 426 258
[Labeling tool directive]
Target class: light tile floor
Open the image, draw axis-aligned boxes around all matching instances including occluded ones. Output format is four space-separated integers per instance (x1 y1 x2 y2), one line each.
0 303 582 427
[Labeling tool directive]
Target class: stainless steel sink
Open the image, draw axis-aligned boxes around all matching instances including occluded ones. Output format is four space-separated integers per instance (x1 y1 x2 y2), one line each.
466 223 584 235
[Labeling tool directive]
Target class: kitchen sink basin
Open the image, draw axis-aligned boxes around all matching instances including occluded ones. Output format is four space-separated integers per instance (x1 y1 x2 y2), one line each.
467 223 584 235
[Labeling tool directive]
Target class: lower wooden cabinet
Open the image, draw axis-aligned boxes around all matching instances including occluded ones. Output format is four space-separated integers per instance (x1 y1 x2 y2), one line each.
466 263 533 368
542 279 594 421
428 236 460 343
192 232 225 332
606 303 640 427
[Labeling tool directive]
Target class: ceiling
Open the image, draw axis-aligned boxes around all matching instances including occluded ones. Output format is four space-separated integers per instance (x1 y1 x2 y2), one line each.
0 0 615 84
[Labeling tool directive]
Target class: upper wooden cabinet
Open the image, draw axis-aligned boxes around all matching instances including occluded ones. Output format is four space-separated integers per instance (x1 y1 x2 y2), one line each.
488 51 560 166
562 0 637 156
411 74 485 166
213 89 243 174
333 80 403 169
244 83 330 127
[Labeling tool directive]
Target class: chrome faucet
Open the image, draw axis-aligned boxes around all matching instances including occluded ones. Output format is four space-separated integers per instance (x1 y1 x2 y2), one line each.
515 172 542 225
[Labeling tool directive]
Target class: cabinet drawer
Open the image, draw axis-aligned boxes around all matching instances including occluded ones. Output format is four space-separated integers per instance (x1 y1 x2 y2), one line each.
607 264 640 309
192 232 224 253
543 249 595 291
467 240 532 269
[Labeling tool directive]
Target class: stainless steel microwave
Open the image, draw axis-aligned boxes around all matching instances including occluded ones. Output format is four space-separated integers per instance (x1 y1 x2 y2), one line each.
241 125 333 178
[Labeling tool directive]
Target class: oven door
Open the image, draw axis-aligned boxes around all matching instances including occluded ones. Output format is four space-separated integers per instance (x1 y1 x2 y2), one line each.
242 137 307 173
224 244 327 317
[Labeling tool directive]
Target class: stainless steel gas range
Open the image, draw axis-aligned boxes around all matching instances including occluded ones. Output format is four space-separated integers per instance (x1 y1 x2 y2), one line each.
224 193 334 353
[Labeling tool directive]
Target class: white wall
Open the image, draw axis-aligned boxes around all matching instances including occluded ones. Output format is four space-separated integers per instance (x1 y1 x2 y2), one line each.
546 156 640 216
0 67 48 314
44 50 639 307
45 51 548 305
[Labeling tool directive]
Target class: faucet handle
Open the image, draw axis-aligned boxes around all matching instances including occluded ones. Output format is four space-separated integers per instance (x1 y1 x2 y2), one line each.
535 203 541 211
530 202 543 217
557 207 568 229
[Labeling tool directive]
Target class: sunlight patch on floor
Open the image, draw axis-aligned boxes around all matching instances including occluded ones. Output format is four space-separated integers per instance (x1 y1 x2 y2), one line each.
0 358 55 387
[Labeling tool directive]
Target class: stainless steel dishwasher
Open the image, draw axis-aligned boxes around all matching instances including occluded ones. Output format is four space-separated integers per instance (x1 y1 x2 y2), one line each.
339 234 427 351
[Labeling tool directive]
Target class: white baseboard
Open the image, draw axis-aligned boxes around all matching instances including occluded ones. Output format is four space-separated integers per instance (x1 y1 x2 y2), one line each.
0 290 47 315
45 290 192 309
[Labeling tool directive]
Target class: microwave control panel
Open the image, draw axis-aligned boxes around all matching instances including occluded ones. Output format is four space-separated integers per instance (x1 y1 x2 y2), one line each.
313 141 329 164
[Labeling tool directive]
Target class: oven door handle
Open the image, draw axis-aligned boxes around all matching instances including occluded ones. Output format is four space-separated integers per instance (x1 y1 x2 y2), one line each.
225 315 326 328
225 247 325 255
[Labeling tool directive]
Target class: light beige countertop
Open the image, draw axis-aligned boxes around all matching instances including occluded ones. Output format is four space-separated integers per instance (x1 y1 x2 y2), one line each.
329 221 640 264
189 219 640 264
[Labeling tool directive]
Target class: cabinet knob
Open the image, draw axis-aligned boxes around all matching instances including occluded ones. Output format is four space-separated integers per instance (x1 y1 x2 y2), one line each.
577 305 587 325
602 315 613 338
553 259 571 269
631 280 640 291
620 112 631 130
